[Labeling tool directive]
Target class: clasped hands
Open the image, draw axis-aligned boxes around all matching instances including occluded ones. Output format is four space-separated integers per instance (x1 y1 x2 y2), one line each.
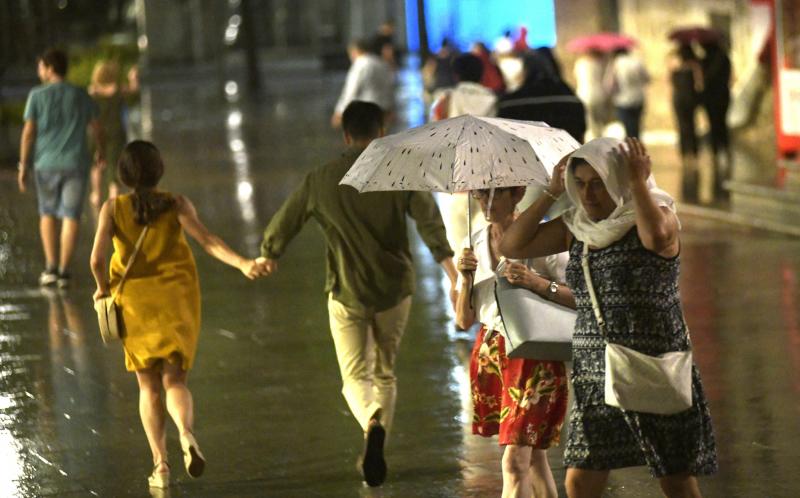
457 248 541 291
240 257 277 280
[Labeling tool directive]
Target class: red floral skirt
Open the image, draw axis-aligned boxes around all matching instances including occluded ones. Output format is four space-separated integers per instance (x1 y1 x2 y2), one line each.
470 326 568 447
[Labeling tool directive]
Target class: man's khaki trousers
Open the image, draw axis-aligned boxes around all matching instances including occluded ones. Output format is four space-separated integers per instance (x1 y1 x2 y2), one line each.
327 294 412 436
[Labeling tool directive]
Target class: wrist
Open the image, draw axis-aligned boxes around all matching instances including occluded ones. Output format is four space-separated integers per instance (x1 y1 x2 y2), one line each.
18 161 28 171
544 188 561 200
630 177 649 191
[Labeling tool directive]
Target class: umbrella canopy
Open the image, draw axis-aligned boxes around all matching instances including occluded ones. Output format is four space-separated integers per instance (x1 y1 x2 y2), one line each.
566 32 636 53
340 115 580 194
668 26 721 44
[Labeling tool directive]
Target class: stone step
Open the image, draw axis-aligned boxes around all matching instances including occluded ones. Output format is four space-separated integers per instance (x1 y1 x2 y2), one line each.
727 180 800 234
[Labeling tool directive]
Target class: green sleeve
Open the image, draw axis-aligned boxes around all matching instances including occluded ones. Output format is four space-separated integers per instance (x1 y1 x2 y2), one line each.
260 174 313 259
407 191 454 262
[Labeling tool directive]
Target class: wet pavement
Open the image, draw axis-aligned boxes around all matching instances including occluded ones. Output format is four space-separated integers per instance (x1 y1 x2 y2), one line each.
1 57 800 497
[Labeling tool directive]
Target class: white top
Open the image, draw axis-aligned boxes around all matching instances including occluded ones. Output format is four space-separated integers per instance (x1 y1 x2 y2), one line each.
574 56 607 104
607 53 649 107
457 226 568 333
447 82 498 118
334 53 395 114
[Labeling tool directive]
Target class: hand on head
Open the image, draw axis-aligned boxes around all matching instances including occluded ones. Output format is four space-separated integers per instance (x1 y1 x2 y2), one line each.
617 137 651 186
548 152 571 197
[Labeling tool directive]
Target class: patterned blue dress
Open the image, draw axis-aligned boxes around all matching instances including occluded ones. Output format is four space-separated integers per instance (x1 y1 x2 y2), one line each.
563 228 718 477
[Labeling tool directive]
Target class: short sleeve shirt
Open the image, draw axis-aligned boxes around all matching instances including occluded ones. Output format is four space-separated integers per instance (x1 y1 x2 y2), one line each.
24 82 98 171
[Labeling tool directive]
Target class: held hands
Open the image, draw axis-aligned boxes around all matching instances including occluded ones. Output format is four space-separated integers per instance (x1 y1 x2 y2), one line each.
240 257 276 280
617 137 651 187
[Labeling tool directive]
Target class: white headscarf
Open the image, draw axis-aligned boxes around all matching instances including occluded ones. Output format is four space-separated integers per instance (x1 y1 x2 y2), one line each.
561 137 677 248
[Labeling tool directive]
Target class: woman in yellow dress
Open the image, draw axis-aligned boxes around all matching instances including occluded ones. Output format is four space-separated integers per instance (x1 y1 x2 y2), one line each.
90 140 268 488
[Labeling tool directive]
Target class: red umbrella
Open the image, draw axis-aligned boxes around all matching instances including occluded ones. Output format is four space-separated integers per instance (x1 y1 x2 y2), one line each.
668 26 721 44
566 32 637 53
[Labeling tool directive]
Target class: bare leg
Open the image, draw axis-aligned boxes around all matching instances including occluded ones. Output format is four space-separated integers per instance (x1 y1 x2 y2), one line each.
161 359 194 436
39 215 59 269
135 366 168 468
530 449 558 498
162 359 205 478
501 445 532 498
58 217 81 273
89 166 103 208
659 473 703 498
565 468 610 498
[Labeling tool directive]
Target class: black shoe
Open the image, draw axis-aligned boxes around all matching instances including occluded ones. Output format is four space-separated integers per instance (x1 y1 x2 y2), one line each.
361 422 387 487
57 272 71 289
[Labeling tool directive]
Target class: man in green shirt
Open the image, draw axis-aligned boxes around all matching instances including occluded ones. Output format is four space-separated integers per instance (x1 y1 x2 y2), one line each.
17 48 103 288
260 101 457 487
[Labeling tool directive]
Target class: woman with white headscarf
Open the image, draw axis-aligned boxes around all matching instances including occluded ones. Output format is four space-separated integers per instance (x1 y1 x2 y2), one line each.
500 137 717 498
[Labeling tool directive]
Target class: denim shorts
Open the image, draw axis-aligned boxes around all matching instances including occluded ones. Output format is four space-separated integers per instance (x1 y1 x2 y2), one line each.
34 168 89 220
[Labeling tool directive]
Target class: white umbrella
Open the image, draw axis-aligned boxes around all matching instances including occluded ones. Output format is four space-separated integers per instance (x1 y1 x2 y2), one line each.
340 115 580 238
341 115 579 193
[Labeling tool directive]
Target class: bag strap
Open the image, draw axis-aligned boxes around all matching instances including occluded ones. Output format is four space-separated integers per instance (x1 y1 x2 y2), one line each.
580 243 608 339
112 225 149 299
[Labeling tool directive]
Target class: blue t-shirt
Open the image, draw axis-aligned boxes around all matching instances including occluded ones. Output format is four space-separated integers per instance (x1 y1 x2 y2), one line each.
23 81 98 171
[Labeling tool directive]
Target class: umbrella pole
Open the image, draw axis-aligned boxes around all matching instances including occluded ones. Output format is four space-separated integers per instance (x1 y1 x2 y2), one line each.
467 195 474 309
467 195 473 250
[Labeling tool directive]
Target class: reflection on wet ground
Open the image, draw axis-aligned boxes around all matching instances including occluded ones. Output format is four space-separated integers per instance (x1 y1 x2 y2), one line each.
1 59 800 497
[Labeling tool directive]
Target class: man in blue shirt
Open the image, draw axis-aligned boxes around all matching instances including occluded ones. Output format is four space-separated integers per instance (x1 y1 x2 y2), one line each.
17 48 104 287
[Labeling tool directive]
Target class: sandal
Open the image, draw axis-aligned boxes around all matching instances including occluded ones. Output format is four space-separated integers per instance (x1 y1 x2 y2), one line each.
147 461 170 489
180 431 206 478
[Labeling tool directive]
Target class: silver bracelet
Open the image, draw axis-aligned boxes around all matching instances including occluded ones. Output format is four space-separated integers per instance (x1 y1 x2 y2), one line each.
543 189 559 201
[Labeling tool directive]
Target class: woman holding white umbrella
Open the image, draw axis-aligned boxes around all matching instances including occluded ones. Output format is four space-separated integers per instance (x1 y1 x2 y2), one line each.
454 185 574 498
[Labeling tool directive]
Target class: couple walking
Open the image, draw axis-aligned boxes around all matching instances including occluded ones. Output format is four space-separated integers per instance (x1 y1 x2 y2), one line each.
90 101 456 489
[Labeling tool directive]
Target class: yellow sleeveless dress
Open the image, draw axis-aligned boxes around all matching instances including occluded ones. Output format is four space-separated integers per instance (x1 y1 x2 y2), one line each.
109 193 201 372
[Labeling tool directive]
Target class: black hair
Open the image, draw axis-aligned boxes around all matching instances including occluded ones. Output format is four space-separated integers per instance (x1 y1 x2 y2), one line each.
677 44 697 62
38 48 68 77
569 157 590 172
349 37 374 54
452 53 483 83
342 101 384 141
118 140 176 225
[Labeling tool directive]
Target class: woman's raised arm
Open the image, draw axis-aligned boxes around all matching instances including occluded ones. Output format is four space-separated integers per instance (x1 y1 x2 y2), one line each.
500 157 571 259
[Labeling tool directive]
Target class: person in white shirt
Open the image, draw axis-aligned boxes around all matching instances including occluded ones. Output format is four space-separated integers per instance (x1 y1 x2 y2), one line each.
331 38 395 128
454 185 574 498
605 48 650 139
574 50 609 140
430 53 498 256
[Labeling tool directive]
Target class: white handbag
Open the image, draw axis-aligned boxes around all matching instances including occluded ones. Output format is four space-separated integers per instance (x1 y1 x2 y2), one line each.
95 226 149 344
494 276 576 361
581 244 693 415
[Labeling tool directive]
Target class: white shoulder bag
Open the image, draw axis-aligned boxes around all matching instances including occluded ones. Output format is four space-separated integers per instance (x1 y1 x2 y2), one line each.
581 244 693 415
